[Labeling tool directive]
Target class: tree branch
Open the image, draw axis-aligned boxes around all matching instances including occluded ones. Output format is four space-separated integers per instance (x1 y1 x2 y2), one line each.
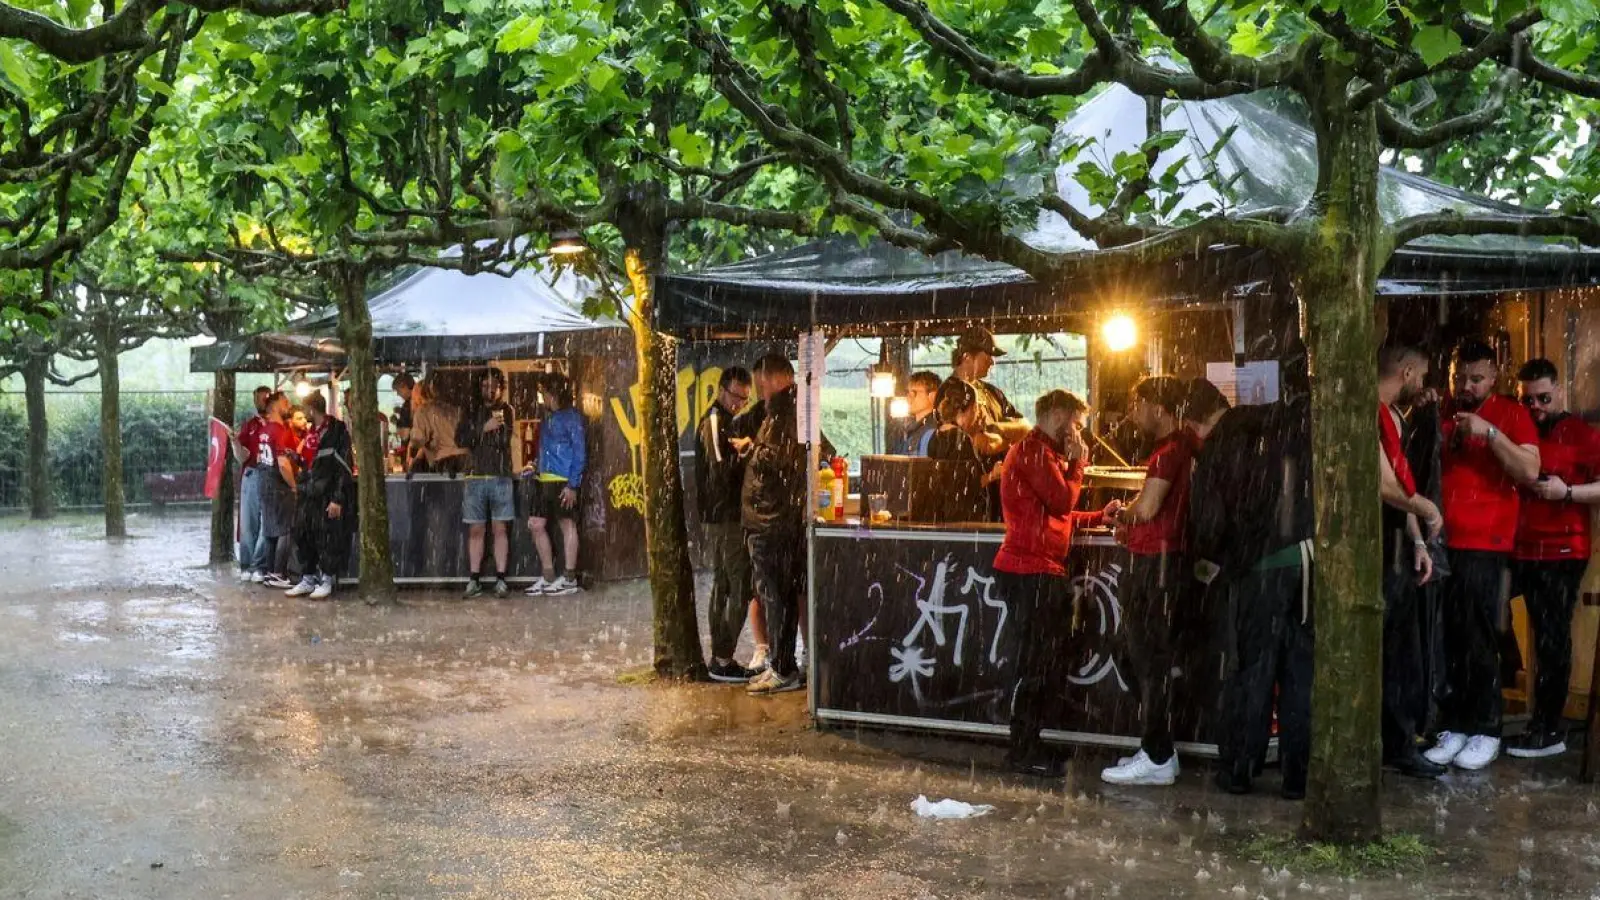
1390 210 1600 254
0 0 343 63
1376 67 1520 149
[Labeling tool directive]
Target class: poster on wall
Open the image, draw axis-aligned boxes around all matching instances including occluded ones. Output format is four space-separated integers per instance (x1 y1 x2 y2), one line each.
1206 360 1281 406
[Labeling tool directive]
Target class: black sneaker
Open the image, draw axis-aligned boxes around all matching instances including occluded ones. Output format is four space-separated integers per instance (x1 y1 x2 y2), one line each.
1507 727 1567 759
1384 750 1448 779
463 579 484 599
708 661 755 684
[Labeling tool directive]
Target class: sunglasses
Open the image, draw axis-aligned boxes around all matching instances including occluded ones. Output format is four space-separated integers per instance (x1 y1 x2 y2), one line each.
1522 393 1555 407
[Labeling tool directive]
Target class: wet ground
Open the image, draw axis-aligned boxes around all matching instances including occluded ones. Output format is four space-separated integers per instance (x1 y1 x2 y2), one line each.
2 512 1599 898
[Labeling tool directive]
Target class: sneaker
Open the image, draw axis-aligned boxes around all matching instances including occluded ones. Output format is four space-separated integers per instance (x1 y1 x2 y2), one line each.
1424 731 1469 766
493 579 510 599
1507 727 1567 760
463 579 484 599
285 575 318 598
524 577 552 597
263 573 294 589
1453 735 1501 771
747 645 771 674
236 569 253 583
1100 749 1179 786
708 660 756 684
309 576 335 601
250 571 266 584
545 576 581 596
748 670 803 695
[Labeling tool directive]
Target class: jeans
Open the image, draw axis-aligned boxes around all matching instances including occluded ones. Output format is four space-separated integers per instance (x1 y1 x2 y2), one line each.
1121 551 1190 764
705 521 752 661
238 467 267 573
997 570 1074 764
747 530 804 679
1439 549 1510 737
1216 557 1314 790
1513 559 1587 729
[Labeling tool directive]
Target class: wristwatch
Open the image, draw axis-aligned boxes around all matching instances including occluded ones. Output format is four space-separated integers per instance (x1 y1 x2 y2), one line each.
1486 425 1499 441
1566 485 1575 503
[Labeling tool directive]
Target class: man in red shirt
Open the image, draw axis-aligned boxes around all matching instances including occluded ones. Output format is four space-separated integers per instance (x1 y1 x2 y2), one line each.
232 386 273 582
1425 340 1540 772
994 390 1119 777
1101 376 1221 789
255 391 301 589
1376 345 1446 779
1508 358 1600 759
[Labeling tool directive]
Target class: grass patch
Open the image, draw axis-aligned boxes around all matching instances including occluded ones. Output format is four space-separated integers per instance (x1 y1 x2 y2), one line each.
615 666 658 686
1237 833 1437 878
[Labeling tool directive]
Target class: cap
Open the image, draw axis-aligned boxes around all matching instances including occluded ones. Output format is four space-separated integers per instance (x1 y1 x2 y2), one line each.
955 326 1005 358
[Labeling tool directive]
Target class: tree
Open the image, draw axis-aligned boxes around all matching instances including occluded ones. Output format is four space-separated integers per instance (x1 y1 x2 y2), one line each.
682 0 1600 841
0 288 98 519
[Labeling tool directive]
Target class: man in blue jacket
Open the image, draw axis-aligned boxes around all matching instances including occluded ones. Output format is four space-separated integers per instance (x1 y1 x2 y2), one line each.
527 375 587 596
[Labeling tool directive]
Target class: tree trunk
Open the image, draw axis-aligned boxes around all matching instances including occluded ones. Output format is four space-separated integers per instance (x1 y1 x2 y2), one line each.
21 354 52 520
333 265 396 604
625 246 707 680
1297 59 1385 844
210 369 237 563
96 329 127 538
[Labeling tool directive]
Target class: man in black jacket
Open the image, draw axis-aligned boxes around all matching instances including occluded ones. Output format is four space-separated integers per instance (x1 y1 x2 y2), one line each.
455 369 516 599
696 366 759 683
743 354 809 696
285 393 354 601
1190 387 1315 799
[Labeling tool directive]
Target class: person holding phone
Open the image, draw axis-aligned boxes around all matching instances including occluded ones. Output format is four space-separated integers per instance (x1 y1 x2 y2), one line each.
525 375 586 597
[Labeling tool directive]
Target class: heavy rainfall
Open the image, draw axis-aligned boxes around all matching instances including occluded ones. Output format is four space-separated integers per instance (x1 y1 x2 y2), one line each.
4 1 1600 898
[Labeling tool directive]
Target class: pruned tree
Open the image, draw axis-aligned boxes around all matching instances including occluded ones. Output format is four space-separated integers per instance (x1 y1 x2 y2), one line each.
680 0 1600 841
0 284 99 520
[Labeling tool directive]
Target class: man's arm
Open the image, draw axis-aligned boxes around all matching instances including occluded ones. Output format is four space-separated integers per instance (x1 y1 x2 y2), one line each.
994 418 1032 444
1490 434 1541 484
1119 477 1173 525
567 412 587 489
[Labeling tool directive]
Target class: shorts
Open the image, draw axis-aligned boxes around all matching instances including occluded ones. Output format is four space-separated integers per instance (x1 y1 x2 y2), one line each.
462 477 514 524
529 479 575 521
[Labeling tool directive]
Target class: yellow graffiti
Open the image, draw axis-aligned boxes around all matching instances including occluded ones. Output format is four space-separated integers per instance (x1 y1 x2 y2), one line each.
607 364 724 515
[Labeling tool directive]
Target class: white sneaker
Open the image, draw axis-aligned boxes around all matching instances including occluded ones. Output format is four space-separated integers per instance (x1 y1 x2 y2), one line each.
546 575 581 596
747 645 771 674
1101 749 1179 786
309 576 335 601
524 577 551 596
286 576 318 597
1453 735 1500 771
236 569 253 583
1424 731 1469 766
249 571 266 584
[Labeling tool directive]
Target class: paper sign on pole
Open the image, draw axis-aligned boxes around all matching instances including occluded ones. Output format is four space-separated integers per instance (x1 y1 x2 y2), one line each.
798 330 826 448
1205 360 1281 406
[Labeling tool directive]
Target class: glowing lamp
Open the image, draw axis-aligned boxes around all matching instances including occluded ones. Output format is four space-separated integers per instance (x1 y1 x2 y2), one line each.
869 365 897 399
294 379 314 399
1102 315 1138 352
549 230 588 256
889 396 911 419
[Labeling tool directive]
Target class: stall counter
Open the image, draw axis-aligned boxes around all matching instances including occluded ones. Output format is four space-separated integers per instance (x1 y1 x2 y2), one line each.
807 520 1226 756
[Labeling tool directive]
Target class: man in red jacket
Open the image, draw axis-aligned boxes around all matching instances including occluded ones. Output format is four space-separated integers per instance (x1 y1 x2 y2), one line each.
1425 340 1540 772
1509 358 1600 759
994 390 1119 777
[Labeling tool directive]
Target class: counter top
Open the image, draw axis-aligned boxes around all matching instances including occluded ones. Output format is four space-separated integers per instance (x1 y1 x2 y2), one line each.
813 519 1119 547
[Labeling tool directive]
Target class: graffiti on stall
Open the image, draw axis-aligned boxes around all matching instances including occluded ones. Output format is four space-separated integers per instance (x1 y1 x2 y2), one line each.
1068 562 1130 691
888 555 1011 702
606 363 725 514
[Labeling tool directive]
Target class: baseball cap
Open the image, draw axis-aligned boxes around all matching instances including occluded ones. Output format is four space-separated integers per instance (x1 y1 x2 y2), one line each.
955 326 1006 358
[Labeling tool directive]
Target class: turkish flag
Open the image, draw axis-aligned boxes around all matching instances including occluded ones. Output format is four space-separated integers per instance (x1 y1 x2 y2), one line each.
205 417 230 499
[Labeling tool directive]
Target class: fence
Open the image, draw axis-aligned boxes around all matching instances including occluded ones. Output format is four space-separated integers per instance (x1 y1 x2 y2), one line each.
0 390 259 512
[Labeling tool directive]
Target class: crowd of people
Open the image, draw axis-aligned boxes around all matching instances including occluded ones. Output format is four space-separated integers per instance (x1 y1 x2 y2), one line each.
688 326 1598 797
232 368 588 601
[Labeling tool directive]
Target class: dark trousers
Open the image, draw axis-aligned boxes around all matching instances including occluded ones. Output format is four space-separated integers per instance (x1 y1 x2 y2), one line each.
997 570 1074 763
293 492 350 579
1513 559 1587 729
1439 549 1509 737
1215 559 1314 788
1382 567 1427 759
705 521 752 661
1121 552 1189 764
747 530 804 679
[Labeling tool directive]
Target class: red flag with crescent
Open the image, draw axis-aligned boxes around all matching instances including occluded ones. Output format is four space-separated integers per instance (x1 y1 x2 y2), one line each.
205 417 229 499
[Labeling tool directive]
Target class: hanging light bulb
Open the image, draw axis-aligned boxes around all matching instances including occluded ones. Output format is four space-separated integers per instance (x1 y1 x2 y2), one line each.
549 230 588 256
294 379 314 399
869 364 896 399
889 396 911 419
1102 314 1138 352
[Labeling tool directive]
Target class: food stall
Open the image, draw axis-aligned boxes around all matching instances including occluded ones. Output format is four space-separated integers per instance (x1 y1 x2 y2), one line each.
659 83 1600 756
191 258 648 584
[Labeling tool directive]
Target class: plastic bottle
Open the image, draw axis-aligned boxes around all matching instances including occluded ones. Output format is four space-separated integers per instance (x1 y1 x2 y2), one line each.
830 456 847 521
817 466 835 519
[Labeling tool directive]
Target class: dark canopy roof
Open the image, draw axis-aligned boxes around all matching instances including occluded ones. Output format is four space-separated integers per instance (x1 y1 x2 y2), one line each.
660 86 1600 338
191 259 620 373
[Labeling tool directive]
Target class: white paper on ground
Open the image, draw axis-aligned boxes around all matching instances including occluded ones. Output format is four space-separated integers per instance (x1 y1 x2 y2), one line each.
910 795 996 819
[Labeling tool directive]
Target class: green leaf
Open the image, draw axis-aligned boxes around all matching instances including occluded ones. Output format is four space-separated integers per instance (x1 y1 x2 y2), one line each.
587 64 618 92
667 124 711 168
495 130 526 154
0 45 34 94
1413 25 1463 67
496 14 546 54
1140 130 1186 155
1542 0 1600 26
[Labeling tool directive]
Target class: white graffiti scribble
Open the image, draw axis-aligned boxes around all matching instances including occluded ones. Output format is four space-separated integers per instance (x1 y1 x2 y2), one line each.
1069 563 1130 691
888 645 935 703
901 557 970 663
959 568 1009 664
838 582 887 651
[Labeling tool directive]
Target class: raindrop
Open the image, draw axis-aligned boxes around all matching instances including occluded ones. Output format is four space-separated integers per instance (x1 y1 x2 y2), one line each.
835 829 847 846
